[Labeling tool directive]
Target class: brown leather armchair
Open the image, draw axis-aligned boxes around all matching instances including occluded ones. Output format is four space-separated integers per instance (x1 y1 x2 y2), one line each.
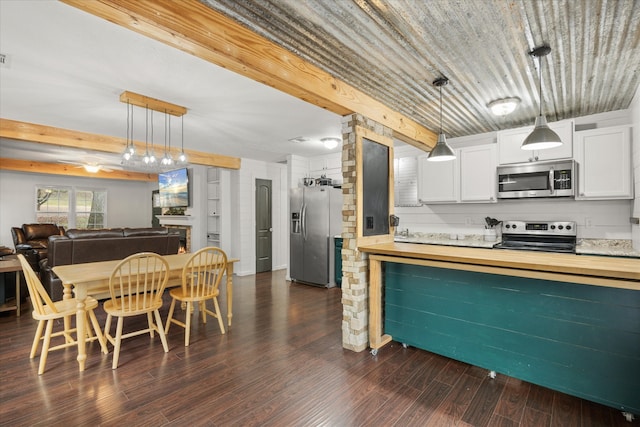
11 223 65 272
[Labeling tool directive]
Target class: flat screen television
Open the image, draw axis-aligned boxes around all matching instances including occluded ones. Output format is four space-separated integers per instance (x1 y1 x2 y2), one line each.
158 168 190 208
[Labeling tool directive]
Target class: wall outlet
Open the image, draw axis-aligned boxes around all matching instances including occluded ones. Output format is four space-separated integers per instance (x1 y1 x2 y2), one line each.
585 217 593 227
465 217 472 225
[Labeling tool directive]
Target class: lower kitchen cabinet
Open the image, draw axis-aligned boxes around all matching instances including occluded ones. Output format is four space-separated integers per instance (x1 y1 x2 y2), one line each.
418 144 496 204
574 125 632 200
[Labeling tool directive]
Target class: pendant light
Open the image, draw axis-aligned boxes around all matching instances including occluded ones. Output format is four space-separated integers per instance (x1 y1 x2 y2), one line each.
521 44 562 151
143 106 157 166
160 110 174 167
177 115 188 165
121 101 136 162
427 77 456 162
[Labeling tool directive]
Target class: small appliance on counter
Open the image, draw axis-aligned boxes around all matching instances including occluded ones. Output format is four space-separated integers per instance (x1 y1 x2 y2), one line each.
493 220 577 253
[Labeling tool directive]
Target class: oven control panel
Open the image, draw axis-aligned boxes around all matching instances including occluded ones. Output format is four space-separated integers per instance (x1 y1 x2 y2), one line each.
501 220 577 236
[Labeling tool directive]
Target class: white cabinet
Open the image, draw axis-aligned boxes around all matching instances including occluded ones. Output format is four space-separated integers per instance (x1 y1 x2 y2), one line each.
206 167 231 252
309 153 342 183
459 144 497 202
418 153 459 203
498 120 573 164
418 144 497 204
574 126 633 200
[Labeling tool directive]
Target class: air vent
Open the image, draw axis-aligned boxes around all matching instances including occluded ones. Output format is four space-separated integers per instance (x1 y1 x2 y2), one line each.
288 136 309 144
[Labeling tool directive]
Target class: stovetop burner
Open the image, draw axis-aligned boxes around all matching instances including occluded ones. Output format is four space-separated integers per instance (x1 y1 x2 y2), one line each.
493 220 577 254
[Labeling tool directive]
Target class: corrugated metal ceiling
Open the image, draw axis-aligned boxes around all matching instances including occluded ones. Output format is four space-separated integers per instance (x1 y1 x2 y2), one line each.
201 0 640 138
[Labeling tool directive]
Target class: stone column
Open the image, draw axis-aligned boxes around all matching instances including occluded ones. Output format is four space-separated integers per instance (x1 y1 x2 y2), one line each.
340 114 393 352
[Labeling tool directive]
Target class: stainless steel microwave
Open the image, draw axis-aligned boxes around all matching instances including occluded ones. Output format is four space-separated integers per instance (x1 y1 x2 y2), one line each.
497 159 576 199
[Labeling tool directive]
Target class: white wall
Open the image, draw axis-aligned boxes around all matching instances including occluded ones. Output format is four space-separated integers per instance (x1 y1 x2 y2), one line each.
232 158 288 276
0 170 156 246
394 109 635 240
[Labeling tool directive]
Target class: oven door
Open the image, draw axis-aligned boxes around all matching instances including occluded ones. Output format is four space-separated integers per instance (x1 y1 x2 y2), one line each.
493 234 576 253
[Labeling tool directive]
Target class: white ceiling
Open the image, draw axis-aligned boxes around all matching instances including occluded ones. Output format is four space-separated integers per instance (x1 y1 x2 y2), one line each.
0 1 344 168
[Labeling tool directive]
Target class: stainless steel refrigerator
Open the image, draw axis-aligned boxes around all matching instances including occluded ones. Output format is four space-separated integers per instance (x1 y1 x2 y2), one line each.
290 186 342 287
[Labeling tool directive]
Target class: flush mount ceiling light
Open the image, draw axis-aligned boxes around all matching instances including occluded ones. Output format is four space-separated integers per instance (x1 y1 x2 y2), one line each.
119 91 188 169
522 44 562 151
83 164 101 173
488 97 520 116
427 77 456 162
321 137 341 149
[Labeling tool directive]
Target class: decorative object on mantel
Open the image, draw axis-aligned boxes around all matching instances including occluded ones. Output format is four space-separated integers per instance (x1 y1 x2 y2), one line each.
119 91 189 170
165 207 186 216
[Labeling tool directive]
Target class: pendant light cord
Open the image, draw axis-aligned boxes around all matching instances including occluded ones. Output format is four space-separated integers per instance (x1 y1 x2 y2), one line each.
145 105 148 150
126 101 131 148
538 55 543 117
439 84 443 134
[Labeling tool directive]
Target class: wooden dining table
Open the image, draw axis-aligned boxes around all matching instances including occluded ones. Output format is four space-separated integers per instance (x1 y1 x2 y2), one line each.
52 253 239 371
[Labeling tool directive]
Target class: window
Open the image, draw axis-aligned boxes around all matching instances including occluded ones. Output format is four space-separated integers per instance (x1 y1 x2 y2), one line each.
36 186 107 229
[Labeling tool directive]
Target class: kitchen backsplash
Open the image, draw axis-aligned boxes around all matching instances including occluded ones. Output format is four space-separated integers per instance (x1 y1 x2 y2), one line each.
394 198 632 240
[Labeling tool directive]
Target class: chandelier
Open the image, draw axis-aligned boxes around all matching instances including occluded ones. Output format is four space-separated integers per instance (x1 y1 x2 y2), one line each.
119 91 189 170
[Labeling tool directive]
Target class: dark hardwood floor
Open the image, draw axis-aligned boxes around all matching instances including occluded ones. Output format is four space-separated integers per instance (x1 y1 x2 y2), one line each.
0 269 636 426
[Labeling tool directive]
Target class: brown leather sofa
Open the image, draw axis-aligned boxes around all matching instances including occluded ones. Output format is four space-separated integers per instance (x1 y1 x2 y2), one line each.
11 223 65 272
40 227 180 300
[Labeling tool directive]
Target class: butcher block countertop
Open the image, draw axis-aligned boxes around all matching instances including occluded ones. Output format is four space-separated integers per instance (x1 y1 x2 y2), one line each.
359 242 640 290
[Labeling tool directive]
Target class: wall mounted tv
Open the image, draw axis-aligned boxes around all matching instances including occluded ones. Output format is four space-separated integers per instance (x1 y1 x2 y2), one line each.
158 168 191 208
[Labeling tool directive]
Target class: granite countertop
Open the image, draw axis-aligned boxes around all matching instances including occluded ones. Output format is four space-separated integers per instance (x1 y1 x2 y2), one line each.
393 233 640 258
576 239 640 258
394 232 496 249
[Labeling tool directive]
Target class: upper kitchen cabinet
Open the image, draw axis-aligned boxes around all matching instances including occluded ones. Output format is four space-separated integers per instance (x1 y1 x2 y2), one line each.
309 152 342 184
418 153 459 203
459 144 497 203
418 144 497 204
574 125 633 200
498 120 574 164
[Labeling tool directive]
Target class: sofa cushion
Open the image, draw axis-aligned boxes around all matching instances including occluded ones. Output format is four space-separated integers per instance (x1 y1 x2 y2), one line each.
123 227 170 237
23 223 62 241
65 228 124 239
27 239 48 249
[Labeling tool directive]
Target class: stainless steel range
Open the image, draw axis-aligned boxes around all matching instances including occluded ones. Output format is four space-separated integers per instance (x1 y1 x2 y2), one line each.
493 220 577 253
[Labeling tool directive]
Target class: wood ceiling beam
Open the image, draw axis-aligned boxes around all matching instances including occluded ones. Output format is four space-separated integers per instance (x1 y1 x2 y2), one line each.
0 158 157 182
60 0 437 151
0 118 241 170
120 91 187 117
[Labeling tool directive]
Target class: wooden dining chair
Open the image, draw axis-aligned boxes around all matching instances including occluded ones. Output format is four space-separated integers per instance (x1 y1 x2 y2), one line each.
165 247 227 346
17 254 107 375
103 252 170 369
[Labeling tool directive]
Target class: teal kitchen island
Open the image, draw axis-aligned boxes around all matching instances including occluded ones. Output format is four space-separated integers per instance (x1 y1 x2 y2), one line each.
359 242 640 415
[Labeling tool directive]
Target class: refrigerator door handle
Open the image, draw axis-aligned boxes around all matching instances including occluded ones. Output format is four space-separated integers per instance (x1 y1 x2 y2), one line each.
301 203 307 240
